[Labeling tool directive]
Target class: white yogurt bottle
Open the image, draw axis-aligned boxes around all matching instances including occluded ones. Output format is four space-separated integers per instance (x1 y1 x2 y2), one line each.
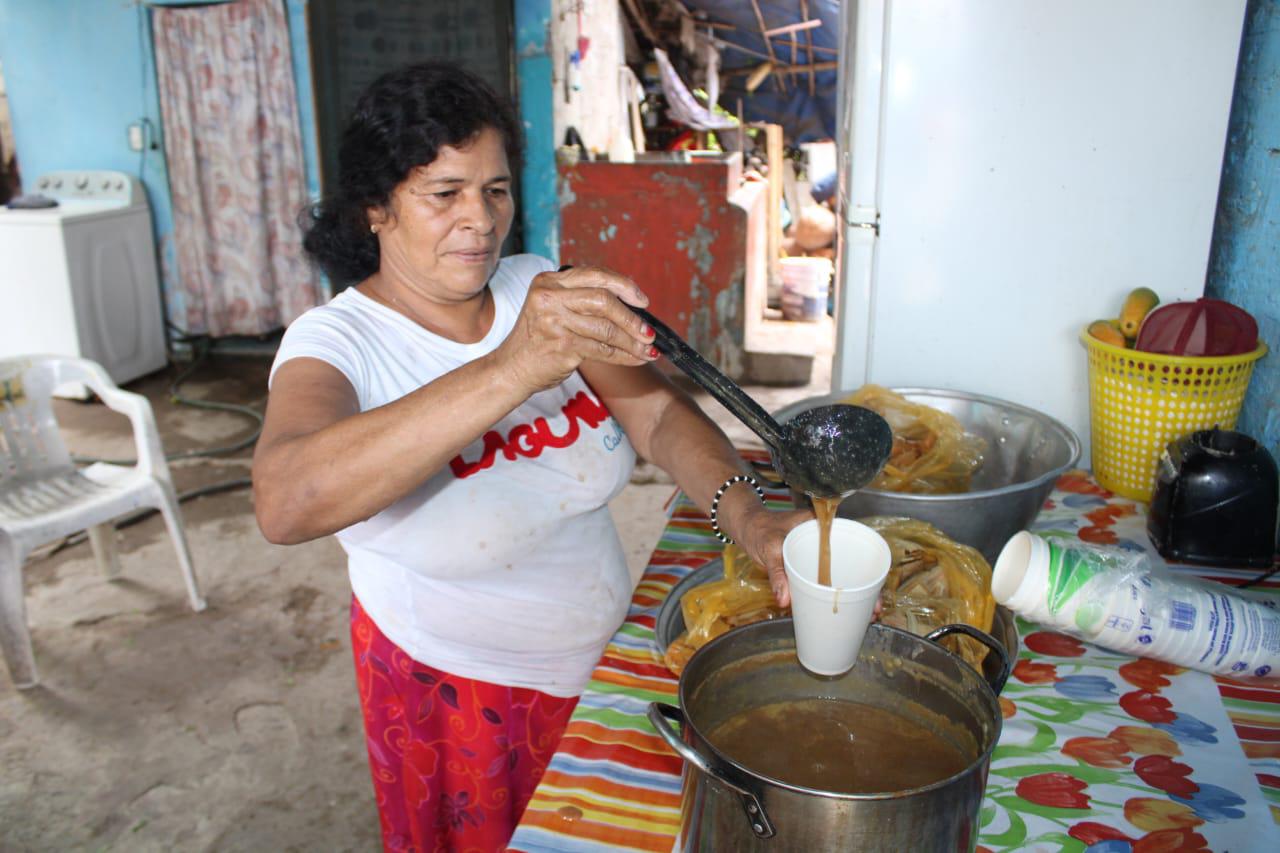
993 531 1280 679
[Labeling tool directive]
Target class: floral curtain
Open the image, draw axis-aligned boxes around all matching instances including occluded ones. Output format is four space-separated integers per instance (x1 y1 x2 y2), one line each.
152 0 322 337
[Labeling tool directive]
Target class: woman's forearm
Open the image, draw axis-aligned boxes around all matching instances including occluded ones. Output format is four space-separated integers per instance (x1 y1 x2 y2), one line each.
642 392 761 534
578 361 811 606
583 361 768 543
253 353 526 543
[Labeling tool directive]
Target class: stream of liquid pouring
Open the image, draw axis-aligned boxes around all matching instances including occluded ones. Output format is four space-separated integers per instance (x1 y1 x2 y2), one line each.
813 496 841 590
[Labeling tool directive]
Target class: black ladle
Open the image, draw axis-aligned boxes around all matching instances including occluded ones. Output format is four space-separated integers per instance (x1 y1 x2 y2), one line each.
633 307 893 499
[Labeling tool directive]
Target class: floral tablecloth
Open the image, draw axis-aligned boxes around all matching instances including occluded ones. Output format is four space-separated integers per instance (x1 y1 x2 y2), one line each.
509 462 1280 852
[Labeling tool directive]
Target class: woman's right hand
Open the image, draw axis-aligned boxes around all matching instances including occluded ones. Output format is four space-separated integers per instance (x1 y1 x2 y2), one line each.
494 266 658 394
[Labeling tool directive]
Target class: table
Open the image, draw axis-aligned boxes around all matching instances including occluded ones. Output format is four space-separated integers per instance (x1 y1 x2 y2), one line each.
509 458 1280 852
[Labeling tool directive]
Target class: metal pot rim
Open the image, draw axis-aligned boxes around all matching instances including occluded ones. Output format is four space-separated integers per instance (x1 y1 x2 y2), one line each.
675 619 1004 801
773 386 1082 501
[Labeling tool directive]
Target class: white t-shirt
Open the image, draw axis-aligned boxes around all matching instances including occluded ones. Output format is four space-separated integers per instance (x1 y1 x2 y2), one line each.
268 254 636 696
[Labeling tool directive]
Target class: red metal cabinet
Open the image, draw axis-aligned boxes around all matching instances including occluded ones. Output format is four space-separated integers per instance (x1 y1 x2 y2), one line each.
558 154 755 377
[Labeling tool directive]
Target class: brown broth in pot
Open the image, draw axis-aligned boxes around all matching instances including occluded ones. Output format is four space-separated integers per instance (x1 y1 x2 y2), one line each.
704 697 973 794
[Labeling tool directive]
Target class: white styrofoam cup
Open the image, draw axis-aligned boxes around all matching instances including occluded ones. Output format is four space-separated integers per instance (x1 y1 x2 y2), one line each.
782 518 891 676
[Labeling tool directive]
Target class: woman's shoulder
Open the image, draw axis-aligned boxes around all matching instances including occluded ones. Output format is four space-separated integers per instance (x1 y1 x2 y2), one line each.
285 288 379 335
274 291 381 369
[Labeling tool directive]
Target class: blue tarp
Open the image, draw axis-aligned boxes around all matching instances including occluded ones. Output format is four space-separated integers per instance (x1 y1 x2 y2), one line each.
679 0 840 144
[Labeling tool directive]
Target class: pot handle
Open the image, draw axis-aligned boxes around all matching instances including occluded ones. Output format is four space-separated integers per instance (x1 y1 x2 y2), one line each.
926 624 1011 695
647 702 776 839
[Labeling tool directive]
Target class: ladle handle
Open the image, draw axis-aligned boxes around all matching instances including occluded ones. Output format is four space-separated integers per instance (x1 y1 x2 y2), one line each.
633 307 785 449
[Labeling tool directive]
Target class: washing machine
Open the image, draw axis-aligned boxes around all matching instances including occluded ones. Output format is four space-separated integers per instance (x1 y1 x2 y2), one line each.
0 169 167 391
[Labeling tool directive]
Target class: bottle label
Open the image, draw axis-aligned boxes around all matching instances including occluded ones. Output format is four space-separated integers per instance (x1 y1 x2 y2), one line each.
1045 542 1107 616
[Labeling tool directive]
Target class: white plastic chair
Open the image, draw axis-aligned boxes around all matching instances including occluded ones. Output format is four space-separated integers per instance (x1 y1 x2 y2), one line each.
0 355 205 689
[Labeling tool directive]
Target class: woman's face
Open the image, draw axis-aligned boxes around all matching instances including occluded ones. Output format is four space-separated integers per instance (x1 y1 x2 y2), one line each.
371 127 514 302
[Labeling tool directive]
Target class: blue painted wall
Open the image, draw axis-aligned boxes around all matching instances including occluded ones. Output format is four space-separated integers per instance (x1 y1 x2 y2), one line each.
0 0 182 323
515 0 557 263
0 0 325 327
284 0 326 299
1206 0 1280 459
285 0 322 205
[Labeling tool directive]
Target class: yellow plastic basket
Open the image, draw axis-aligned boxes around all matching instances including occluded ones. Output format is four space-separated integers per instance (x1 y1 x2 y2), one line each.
1081 330 1267 503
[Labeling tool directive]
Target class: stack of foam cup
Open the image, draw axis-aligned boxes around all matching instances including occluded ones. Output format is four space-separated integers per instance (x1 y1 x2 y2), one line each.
993 531 1280 679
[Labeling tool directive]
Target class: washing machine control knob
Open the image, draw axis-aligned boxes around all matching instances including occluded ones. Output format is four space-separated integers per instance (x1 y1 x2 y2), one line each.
38 178 49 189
101 180 112 190
75 175 89 190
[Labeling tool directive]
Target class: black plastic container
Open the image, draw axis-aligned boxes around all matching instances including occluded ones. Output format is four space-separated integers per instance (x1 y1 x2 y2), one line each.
1148 429 1279 569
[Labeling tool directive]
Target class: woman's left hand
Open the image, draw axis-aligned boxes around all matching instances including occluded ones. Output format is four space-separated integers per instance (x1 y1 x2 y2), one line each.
733 504 813 609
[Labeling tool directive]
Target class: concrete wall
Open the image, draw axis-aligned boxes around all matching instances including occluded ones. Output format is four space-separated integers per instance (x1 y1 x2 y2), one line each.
549 0 627 158
517 0 633 263
0 0 561 304
1206 0 1280 458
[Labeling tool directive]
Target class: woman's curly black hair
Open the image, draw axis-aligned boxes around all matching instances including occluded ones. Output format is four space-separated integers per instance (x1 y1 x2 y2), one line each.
303 62 523 284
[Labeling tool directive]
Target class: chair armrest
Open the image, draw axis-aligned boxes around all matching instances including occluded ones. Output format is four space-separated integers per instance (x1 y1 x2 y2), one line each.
47 356 169 479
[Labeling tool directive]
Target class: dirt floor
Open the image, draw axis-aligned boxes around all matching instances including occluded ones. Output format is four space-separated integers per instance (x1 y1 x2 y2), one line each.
0 342 831 852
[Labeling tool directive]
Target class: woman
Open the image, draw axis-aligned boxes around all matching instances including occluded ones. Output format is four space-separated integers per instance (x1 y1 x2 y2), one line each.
253 62 809 851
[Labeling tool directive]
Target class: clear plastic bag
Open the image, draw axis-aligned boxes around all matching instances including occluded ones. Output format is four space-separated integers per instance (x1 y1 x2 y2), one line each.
841 385 986 494
862 516 997 670
663 544 787 675
662 521 1000 675
994 532 1280 681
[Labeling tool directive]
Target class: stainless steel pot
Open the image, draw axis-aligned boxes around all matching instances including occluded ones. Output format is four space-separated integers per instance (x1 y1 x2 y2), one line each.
648 619 1009 852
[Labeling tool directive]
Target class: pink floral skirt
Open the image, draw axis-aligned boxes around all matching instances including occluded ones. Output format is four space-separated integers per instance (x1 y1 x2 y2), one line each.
350 596 578 852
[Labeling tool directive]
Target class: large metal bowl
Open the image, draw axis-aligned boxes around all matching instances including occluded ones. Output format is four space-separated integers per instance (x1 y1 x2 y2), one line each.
773 388 1081 562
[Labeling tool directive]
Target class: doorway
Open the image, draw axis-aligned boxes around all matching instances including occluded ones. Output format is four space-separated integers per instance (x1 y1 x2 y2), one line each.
306 0 519 255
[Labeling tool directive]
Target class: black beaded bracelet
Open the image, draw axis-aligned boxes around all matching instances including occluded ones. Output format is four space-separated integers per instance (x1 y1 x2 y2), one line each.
710 474 766 544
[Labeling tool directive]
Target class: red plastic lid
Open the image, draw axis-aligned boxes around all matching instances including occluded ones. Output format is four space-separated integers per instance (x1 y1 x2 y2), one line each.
1134 298 1258 357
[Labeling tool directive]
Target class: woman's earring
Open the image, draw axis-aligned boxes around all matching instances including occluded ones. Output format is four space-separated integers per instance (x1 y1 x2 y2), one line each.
370 225 379 234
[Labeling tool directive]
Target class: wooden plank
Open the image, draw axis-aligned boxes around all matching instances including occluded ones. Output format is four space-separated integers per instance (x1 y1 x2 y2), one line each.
620 0 658 45
727 60 838 78
630 94 646 154
714 38 771 64
737 98 746 154
717 38 837 64
764 123 783 287
781 41 837 57
788 8 799 90
745 62 774 93
748 0 786 93
763 19 822 38
801 0 816 96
